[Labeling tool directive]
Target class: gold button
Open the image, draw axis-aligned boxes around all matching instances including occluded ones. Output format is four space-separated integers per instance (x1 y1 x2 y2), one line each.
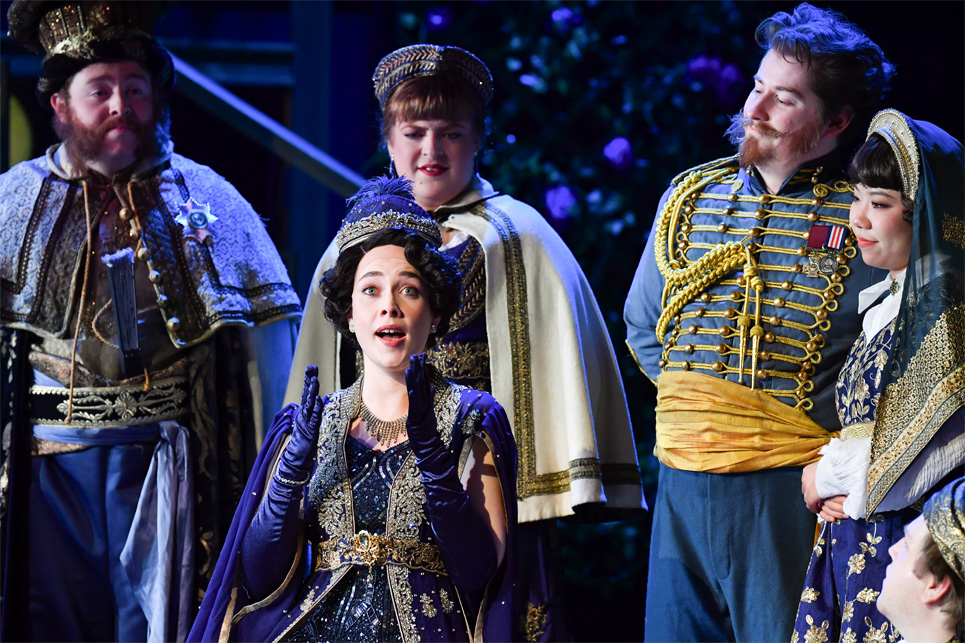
674 315 682 324
823 291 835 301
688 324 698 335
128 228 139 239
136 248 150 262
832 274 842 283
713 361 726 373
680 223 691 232
764 332 775 343
769 316 781 326
148 270 161 283
792 264 803 273
811 198 822 207
682 361 691 371
157 294 168 307
724 208 734 215
685 344 695 354
837 255 847 265
716 343 728 355
730 291 742 301
755 209 767 219
677 240 687 249
802 231 811 239
799 370 810 382
814 334 825 347
759 194 771 205
756 369 767 380
719 326 732 336
747 242 758 252
718 223 729 233
700 292 711 303
728 193 738 202
695 307 706 318
807 212 818 222
806 341 817 352
782 280 793 290
796 247 807 256
773 297 786 307
844 237 854 247
759 351 771 361
119 207 132 221
724 308 737 319
166 317 181 332
737 276 747 286
658 359 667 368
817 310 828 320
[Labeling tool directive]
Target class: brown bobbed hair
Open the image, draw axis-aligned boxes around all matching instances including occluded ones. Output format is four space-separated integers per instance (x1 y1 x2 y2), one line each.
380 74 489 148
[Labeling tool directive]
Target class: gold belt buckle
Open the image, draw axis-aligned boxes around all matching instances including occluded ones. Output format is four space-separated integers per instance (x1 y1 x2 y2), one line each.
354 530 388 567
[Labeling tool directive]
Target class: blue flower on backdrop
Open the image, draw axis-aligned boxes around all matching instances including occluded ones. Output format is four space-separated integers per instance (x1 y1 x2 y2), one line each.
426 7 453 31
603 136 633 172
685 54 744 105
545 185 577 222
551 6 581 27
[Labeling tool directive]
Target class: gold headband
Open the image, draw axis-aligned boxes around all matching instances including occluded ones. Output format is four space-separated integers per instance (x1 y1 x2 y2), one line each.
867 109 920 199
923 477 965 582
372 44 493 109
335 208 442 254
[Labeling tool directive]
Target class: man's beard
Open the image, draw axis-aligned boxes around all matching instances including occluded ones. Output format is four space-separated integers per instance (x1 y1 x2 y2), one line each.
53 109 167 174
725 112 826 169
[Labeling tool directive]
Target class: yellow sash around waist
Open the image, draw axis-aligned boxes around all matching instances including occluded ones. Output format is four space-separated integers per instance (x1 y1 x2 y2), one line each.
655 371 838 473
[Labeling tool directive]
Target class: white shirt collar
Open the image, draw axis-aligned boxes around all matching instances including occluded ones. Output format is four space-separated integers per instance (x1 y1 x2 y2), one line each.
858 269 905 339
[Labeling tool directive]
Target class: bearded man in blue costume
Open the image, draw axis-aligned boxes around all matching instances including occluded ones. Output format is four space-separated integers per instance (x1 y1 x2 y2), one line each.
624 4 894 640
0 2 301 641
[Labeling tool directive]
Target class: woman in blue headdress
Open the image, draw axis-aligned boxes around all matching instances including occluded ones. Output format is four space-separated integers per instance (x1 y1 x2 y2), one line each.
792 111 965 643
188 177 517 642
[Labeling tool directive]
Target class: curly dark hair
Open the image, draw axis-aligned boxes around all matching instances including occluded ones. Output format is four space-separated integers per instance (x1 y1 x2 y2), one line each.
320 228 461 351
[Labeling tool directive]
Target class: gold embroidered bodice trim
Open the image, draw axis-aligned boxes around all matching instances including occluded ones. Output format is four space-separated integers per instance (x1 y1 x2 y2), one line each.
447 235 486 333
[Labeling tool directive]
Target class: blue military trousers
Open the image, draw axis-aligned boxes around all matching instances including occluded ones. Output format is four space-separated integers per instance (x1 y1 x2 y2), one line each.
644 464 817 642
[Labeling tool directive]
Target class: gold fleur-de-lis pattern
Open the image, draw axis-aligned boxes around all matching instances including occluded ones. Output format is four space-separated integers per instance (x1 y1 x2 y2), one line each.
791 322 909 643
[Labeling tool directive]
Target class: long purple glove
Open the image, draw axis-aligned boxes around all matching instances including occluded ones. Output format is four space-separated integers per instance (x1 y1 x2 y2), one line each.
241 366 322 600
406 353 498 593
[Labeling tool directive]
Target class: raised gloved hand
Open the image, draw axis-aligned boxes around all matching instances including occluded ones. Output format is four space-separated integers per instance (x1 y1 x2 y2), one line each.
405 354 497 592
243 366 323 599
405 353 439 459
277 365 323 485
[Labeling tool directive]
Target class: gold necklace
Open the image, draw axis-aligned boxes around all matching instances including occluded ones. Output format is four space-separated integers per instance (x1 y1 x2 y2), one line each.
359 400 407 446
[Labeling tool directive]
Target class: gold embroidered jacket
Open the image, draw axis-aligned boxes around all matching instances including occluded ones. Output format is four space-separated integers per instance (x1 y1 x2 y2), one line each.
625 152 881 431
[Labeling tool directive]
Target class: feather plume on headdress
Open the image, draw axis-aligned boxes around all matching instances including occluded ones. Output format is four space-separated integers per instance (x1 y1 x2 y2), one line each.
336 176 441 253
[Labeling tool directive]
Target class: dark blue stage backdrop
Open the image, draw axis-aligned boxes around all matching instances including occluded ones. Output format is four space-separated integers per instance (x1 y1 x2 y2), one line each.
2 2 960 640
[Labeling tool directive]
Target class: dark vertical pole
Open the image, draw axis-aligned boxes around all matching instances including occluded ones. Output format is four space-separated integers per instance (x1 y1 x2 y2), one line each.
287 0 334 299
1 59 10 173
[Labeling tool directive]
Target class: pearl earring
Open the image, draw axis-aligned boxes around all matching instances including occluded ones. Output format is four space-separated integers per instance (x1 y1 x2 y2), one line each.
348 320 356 333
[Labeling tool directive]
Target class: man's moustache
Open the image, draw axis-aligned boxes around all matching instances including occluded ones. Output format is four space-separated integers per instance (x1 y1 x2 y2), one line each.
743 118 782 139
96 114 142 137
